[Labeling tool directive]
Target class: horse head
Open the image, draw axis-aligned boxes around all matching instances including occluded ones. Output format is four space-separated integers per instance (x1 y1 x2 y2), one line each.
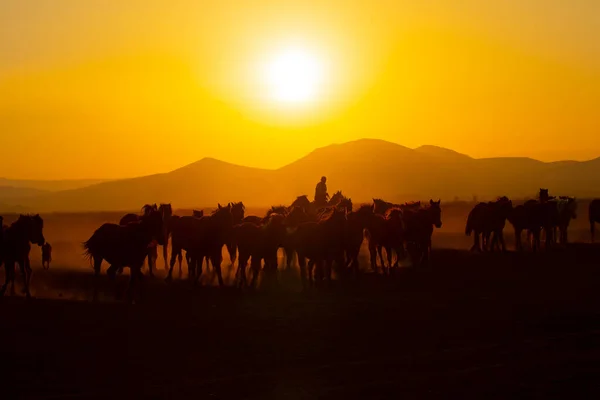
285 206 309 227
159 203 173 218
19 214 45 246
429 199 442 228
192 209 204 218
230 201 246 224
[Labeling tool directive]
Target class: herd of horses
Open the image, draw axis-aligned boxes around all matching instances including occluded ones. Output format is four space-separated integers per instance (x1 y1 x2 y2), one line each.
3 188 600 302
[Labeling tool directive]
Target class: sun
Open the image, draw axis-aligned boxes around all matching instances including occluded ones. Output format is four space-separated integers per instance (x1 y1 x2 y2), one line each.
263 47 324 104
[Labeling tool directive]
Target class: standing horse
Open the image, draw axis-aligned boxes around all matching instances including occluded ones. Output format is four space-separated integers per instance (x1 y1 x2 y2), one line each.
589 199 600 242
556 197 577 245
290 208 347 289
403 200 442 267
158 203 173 269
232 213 287 289
167 204 233 286
225 202 245 265
84 210 164 302
118 204 161 275
1 214 45 298
355 204 404 274
465 197 512 252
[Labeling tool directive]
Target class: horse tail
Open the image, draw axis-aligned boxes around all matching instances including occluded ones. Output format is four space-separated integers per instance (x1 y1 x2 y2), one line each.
465 212 474 236
82 239 94 268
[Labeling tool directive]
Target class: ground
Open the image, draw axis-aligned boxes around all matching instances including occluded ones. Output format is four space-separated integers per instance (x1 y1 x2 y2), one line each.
1 205 600 398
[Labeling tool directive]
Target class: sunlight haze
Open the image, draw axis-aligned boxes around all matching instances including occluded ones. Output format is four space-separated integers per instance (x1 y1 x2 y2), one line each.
1 0 599 179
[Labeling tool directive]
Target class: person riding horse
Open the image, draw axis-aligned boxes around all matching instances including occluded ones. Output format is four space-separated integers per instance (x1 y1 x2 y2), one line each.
314 176 329 207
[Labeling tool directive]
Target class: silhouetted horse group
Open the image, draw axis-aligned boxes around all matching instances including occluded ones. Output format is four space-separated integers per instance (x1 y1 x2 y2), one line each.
466 189 578 252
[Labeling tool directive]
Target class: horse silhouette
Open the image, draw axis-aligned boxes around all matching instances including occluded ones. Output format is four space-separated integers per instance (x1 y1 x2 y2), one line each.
84 210 164 302
403 200 442 267
0 214 45 298
465 197 512 252
167 204 233 286
355 204 404 274
118 204 165 275
232 213 287 289
225 201 246 265
42 242 52 270
589 199 600 242
289 208 347 289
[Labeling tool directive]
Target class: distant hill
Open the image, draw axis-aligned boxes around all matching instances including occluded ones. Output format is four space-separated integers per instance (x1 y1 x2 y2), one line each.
2 139 600 212
0 178 108 192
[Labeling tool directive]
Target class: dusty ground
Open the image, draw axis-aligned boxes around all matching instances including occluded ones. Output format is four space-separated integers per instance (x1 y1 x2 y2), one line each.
2 205 600 399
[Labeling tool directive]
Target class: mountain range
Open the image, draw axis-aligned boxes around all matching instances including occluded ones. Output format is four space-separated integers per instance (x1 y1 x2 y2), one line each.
2 139 600 212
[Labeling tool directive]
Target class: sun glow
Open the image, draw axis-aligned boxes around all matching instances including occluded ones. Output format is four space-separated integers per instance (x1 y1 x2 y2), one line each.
262 47 325 105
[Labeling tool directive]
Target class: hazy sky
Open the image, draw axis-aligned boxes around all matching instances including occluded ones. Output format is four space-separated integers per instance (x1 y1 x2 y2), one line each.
1 0 599 179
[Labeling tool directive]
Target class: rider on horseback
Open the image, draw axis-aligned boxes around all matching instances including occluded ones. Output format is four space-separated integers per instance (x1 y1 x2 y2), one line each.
314 176 329 207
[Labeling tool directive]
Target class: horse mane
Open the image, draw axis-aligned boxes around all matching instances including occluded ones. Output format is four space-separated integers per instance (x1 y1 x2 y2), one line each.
232 201 245 211
357 203 374 213
384 207 403 219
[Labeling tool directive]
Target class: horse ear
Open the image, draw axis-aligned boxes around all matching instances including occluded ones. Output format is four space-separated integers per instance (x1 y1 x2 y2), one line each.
218 203 222 209
430 199 434 205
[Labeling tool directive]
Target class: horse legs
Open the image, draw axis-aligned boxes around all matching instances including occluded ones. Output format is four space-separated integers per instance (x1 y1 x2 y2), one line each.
368 241 378 272
227 243 237 265
249 257 261 289
19 259 32 298
211 254 225 288
146 251 154 278
297 253 308 290
591 221 595 243
284 246 295 269
162 242 169 270
166 247 180 282
470 232 481 252
0 262 15 297
236 252 250 288
377 246 385 274
385 246 393 274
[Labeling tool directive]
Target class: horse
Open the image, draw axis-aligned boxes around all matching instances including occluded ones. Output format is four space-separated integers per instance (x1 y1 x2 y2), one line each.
167 204 233 287
84 210 164 302
589 199 600 242
118 204 162 275
0 214 45 298
232 213 287 289
157 203 173 269
41 242 52 270
403 200 442 267
354 204 405 274
281 206 312 269
225 201 246 265
192 210 204 218
556 196 577 245
290 194 313 214
329 191 353 213
289 208 347 289
465 197 512 252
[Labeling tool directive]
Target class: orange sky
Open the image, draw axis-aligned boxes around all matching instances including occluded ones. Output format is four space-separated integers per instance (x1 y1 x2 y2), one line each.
1 0 599 179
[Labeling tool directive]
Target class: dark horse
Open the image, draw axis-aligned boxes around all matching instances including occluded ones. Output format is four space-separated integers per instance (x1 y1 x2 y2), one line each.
590 199 600 242
354 204 405 274
118 203 171 275
232 213 287 289
290 208 347 289
167 204 234 286
0 214 45 298
465 197 513 252
225 201 246 265
403 200 442 267
84 210 164 302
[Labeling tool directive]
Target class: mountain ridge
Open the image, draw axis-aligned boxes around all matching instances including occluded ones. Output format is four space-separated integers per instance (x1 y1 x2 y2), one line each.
2 139 600 212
